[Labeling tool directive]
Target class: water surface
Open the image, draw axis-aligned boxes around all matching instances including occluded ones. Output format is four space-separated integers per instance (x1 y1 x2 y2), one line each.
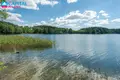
0 34 120 79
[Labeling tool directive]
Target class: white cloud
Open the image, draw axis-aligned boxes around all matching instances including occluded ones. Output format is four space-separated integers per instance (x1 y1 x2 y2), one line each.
20 0 39 10
99 10 105 14
63 10 96 20
111 18 120 23
50 18 54 21
23 10 120 29
67 0 78 3
54 10 97 24
83 10 97 19
40 0 59 6
97 16 99 19
16 0 59 10
99 10 109 18
32 21 49 26
7 12 24 22
51 10 98 28
84 19 109 26
40 21 47 24
97 19 109 25
30 10 110 29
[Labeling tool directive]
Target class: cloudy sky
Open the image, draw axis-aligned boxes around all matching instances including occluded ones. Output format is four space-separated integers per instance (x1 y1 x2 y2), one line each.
3 0 120 29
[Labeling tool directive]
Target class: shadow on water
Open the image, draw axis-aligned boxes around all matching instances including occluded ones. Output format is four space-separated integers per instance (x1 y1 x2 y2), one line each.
0 44 51 53
0 49 117 80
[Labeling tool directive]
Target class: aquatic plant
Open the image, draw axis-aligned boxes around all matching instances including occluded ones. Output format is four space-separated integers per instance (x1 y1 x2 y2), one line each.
0 62 7 71
0 35 53 52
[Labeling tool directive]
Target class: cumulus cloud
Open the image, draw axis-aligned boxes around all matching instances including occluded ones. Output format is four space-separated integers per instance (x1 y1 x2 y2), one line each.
20 0 39 10
67 0 78 3
84 19 109 26
15 0 59 10
96 19 109 25
111 18 120 23
39 0 59 6
99 10 109 18
52 10 108 27
30 10 110 29
53 10 97 24
63 10 97 20
8 9 120 29
7 12 24 22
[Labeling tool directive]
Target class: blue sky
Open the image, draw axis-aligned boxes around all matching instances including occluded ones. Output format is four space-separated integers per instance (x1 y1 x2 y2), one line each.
2 0 120 29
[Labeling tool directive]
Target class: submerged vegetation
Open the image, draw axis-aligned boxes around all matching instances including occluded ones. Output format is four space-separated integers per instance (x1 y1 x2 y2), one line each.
0 62 7 71
0 35 52 52
0 60 117 80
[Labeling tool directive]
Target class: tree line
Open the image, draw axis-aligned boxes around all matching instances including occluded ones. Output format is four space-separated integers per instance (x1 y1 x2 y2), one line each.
0 21 73 34
1 21 120 34
74 27 120 34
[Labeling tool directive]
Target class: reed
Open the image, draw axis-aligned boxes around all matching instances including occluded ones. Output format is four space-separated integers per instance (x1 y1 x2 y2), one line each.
0 35 53 52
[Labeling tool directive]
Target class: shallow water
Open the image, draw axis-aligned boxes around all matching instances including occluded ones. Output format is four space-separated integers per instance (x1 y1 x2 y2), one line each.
0 34 120 80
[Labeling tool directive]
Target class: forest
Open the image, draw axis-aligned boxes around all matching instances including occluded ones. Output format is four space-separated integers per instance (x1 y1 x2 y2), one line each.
0 21 73 34
1 21 120 34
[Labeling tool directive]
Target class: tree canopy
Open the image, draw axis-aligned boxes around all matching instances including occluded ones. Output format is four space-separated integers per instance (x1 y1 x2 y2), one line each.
0 10 9 21
0 21 120 34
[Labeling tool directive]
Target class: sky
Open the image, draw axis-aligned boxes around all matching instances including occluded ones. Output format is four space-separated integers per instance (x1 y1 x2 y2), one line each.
1 0 120 30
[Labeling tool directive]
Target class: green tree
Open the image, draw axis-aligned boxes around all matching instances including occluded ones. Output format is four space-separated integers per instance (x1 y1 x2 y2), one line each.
68 28 73 34
43 28 48 34
0 10 9 21
15 27 23 34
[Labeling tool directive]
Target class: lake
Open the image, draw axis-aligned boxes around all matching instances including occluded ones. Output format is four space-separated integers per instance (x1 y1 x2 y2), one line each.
0 34 120 80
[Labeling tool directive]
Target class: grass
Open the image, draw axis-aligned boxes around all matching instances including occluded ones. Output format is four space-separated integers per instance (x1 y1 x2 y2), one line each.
0 35 53 52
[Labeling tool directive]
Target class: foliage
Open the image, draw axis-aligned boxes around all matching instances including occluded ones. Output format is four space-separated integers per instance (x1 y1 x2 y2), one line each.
0 10 9 21
0 62 7 71
33 25 72 34
1 21 120 34
0 21 73 34
76 27 120 34
76 27 110 34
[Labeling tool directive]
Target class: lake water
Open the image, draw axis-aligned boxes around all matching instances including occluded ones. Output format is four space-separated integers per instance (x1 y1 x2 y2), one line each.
0 34 120 80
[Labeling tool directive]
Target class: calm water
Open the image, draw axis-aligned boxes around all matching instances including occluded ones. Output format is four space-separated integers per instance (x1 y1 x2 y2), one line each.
1 34 120 79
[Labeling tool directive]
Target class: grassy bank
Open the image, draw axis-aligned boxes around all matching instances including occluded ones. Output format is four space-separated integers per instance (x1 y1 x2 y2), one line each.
0 35 52 52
